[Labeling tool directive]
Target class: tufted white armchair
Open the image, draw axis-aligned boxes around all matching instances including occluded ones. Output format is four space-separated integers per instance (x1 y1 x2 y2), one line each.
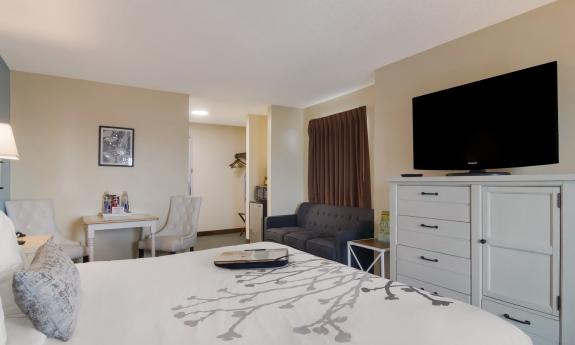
5 199 87 261
138 196 201 257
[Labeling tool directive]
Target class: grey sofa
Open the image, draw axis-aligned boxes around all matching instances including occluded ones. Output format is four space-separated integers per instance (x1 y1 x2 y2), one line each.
264 202 373 264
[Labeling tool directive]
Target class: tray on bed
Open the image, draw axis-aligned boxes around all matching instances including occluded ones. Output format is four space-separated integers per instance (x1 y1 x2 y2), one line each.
214 248 288 269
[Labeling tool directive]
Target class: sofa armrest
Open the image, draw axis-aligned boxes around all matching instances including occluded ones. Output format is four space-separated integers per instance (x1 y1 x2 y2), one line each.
335 229 362 263
265 214 298 230
334 221 374 264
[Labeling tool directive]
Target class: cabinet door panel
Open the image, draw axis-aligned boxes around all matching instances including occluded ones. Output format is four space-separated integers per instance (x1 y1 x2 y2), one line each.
482 187 560 316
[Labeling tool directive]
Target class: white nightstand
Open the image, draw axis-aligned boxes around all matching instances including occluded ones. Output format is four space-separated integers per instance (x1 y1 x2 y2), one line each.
19 235 52 267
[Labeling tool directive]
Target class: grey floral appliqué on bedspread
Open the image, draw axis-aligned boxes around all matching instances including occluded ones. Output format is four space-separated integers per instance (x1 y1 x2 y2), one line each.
171 253 452 343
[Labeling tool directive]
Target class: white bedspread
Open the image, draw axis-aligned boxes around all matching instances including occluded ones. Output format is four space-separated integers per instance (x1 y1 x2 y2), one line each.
46 242 531 345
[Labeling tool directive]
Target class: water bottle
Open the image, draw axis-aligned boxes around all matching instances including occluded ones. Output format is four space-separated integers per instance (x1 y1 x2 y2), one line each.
121 191 130 213
103 192 111 214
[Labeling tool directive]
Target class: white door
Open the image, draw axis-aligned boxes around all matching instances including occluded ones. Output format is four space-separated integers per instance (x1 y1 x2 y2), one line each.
482 187 560 316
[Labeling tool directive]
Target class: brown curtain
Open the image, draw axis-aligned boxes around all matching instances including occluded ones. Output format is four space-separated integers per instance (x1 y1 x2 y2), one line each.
308 106 371 208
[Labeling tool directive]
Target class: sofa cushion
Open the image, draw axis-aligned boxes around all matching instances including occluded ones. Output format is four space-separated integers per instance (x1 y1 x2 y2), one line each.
265 227 305 243
306 237 336 260
296 203 372 236
283 230 325 251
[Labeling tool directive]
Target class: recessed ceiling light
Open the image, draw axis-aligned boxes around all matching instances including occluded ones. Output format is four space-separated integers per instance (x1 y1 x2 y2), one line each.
191 109 209 116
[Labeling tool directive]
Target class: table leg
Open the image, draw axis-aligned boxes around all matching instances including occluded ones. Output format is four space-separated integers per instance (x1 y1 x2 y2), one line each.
347 242 351 267
150 223 156 257
87 228 95 262
366 251 382 273
380 250 386 278
349 245 365 271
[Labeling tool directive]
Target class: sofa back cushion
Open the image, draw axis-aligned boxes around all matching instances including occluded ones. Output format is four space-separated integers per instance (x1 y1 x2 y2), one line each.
296 203 373 235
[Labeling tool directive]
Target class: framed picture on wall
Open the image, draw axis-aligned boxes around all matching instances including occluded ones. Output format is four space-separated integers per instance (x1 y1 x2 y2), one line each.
98 126 134 167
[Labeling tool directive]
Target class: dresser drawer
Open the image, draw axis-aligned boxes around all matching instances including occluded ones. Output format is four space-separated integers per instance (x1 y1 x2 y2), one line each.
397 245 470 294
397 274 471 304
397 216 470 258
398 201 470 222
398 186 470 222
398 186 470 204
482 298 559 344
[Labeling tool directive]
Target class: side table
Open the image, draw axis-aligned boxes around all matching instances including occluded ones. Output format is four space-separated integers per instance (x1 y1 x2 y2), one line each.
347 238 390 277
82 214 159 261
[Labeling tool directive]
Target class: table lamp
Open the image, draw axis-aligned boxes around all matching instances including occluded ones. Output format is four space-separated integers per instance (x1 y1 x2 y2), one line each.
0 123 19 160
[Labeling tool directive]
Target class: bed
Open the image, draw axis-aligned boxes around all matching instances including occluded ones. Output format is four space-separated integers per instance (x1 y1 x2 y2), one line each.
22 242 531 345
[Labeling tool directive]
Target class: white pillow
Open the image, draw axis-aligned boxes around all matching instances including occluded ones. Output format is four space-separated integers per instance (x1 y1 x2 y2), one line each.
0 211 24 317
0 297 6 345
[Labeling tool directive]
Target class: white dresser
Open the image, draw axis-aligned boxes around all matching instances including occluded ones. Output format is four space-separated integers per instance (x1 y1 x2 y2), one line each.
389 175 575 345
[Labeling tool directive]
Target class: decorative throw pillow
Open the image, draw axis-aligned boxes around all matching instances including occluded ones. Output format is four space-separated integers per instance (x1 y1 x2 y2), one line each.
0 211 24 318
12 238 80 341
0 297 6 345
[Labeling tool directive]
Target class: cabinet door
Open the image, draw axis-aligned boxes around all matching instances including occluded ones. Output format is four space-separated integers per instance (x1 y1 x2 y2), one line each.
482 187 560 316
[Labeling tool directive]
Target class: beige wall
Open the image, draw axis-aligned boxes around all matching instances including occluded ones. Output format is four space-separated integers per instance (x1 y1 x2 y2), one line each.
10 72 189 260
246 115 267 239
373 0 575 216
189 122 246 232
267 105 304 216
303 85 375 202
247 115 268 197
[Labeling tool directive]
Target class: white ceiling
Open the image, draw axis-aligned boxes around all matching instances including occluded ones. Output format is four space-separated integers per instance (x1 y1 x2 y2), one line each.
0 0 556 126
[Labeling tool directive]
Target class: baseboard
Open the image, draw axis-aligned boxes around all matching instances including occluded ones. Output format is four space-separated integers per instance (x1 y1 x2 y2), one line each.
198 228 244 236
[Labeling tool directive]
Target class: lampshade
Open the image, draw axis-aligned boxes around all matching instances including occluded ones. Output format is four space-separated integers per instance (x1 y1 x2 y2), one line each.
0 123 19 160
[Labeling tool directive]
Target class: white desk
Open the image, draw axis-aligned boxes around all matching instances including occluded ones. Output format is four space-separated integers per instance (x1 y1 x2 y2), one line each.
347 238 389 277
82 214 159 262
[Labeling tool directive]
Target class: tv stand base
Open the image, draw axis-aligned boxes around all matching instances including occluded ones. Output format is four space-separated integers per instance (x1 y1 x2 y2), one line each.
446 170 511 176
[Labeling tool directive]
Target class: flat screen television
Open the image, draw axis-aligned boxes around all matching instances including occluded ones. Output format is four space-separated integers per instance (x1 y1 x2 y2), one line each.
412 61 558 175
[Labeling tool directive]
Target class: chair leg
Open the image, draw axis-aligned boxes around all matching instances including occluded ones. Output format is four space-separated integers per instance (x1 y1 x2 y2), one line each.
190 247 194 252
138 249 145 258
82 256 89 263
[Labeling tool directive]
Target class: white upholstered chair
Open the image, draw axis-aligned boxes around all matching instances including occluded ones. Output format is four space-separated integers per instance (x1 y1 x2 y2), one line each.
138 196 201 257
5 199 87 262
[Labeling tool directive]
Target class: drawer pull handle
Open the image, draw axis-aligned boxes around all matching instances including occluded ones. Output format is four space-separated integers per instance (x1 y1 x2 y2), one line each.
420 192 439 196
420 224 439 229
503 314 531 325
419 256 439 263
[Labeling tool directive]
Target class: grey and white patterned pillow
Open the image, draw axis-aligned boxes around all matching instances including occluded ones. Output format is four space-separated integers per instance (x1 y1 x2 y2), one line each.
12 238 81 341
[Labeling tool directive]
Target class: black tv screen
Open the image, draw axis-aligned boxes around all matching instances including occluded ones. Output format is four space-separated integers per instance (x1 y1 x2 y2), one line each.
412 62 558 171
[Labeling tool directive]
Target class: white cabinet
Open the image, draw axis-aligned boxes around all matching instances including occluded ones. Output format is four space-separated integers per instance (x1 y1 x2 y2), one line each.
393 185 471 302
389 175 575 345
